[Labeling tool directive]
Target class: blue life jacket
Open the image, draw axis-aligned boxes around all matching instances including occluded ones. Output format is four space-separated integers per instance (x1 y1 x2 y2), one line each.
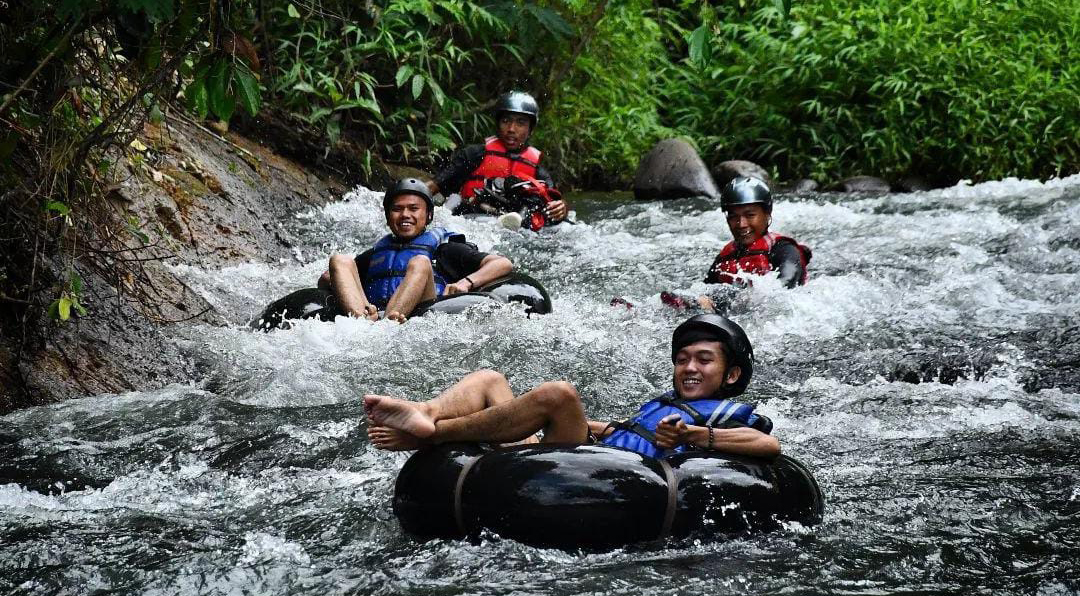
362 227 465 308
601 391 770 458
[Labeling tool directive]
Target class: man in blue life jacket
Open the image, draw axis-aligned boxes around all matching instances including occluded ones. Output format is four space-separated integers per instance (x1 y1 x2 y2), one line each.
425 91 568 228
319 178 513 323
365 314 779 459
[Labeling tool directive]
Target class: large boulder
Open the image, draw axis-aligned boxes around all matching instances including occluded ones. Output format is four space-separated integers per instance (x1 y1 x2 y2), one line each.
633 138 719 200
836 175 891 193
712 160 772 189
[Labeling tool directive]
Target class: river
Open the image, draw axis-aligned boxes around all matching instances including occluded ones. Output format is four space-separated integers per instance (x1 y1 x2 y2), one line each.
2 176 1079 595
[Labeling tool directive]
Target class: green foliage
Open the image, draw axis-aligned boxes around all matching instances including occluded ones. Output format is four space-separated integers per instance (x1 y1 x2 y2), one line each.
663 0 1080 182
537 1 675 186
261 0 569 162
48 273 88 322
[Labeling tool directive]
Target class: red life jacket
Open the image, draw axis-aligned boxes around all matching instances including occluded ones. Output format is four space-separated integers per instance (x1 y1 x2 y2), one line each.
460 137 542 199
709 232 811 286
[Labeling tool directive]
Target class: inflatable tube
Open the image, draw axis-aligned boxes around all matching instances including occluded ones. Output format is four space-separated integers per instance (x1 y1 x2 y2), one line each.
393 443 824 550
249 273 552 331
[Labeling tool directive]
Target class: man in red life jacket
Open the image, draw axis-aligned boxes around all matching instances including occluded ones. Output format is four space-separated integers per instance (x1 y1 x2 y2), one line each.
706 176 812 289
426 92 568 226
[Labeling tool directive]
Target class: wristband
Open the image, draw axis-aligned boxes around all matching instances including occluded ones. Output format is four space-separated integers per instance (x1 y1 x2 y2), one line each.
464 276 475 289
707 427 714 450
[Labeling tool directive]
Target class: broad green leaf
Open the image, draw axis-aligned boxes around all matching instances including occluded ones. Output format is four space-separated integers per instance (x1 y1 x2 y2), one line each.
688 25 709 64
207 61 235 121
58 296 72 321
235 68 261 116
428 78 446 107
48 299 61 320
287 3 300 18
71 274 83 294
523 5 574 38
395 65 414 88
210 93 236 122
185 79 209 118
411 74 425 99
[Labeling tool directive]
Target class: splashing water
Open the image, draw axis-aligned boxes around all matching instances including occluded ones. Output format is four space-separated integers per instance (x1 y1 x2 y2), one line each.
3 177 1080 595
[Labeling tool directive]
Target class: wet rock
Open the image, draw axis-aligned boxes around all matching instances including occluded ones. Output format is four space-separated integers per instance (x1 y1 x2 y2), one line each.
1013 320 1080 394
712 160 772 189
792 179 819 193
888 349 994 385
896 175 934 192
836 175 891 193
633 138 719 200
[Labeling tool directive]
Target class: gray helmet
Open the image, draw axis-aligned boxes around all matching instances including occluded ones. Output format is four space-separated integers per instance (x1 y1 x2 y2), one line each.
671 314 754 397
383 178 434 223
721 176 772 213
494 91 539 129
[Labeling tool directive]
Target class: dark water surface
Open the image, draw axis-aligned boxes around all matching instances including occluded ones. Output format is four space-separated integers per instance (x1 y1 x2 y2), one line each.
2 177 1079 595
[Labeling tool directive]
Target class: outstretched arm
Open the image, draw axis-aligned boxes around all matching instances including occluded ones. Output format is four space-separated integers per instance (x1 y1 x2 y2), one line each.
444 254 512 294
654 416 780 458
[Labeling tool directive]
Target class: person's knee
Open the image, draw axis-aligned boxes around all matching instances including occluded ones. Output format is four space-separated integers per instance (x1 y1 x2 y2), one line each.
317 270 332 290
473 369 508 386
534 381 580 411
329 253 354 271
405 255 433 274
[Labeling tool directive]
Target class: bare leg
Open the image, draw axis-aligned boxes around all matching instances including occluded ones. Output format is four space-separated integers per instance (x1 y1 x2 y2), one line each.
368 370 540 450
384 255 438 323
365 377 588 445
328 254 378 320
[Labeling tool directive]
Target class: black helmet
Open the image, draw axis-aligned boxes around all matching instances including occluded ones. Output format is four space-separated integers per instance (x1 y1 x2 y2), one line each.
383 178 434 223
494 91 539 129
721 176 772 213
671 314 754 396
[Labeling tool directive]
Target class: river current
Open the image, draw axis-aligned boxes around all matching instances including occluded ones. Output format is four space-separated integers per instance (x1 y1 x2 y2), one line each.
2 177 1079 595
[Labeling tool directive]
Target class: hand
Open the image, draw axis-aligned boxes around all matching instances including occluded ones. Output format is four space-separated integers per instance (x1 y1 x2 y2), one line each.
696 295 716 311
544 199 568 222
443 279 473 295
653 414 687 449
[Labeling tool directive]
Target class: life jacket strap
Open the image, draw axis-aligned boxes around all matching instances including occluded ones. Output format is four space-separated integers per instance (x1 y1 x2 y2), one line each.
612 420 658 444
656 396 708 426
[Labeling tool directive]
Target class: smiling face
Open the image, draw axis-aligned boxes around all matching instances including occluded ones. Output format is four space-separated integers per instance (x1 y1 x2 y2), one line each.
496 112 532 152
673 340 742 400
725 203 771 248
386 193 429 240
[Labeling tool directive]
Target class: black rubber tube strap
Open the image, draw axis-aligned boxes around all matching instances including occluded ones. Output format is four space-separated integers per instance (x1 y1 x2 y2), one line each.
656 458 678 540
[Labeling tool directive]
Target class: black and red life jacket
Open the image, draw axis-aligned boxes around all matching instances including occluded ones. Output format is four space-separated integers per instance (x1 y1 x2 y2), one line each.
460 137 542 199
709 232 811 286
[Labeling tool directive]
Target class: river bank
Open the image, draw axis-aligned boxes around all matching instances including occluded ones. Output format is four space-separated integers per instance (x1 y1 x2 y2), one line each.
0 116 343 413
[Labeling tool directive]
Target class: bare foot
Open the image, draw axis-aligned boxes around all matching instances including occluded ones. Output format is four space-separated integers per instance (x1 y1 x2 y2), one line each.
364 304 379 321
369 425 427 451
385 311 406 324
363 394 436 439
